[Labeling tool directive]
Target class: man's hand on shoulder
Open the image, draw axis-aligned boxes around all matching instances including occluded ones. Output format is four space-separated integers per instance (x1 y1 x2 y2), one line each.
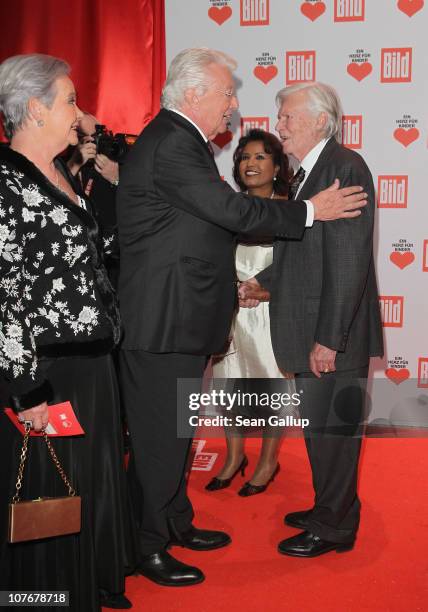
311 179 367 221
309 342 337 378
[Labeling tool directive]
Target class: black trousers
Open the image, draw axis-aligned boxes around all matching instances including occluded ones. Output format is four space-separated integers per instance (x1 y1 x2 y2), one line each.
296 365 369 544
119 350 206 556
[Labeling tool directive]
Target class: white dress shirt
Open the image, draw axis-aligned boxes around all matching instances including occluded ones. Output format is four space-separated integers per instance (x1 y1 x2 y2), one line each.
170 108 208 142
295 138 329 199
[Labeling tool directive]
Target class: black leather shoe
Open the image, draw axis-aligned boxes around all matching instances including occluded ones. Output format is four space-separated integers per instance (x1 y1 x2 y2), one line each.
170 526 231 551
278 531 354 557
99 589 132 609
238 463 280 497
283 509 312 529
205 456 248 491
136 551 205 586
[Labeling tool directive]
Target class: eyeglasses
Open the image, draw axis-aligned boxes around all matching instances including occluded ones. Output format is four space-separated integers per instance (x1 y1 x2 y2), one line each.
216 89 237 99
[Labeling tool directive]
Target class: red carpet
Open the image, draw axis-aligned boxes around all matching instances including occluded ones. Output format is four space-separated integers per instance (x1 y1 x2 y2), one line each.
121 437 428 611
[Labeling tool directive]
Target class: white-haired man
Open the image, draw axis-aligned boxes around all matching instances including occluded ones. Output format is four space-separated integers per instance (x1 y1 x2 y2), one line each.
117 50 368 586
241 82 383 557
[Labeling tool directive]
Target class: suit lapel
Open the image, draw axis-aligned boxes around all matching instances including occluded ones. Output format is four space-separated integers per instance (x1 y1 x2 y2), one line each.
162 109 220 175
297 137 339 200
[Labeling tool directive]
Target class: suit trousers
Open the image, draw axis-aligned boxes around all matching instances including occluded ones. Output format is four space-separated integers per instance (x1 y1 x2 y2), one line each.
296 365 369 543
119 350 206 556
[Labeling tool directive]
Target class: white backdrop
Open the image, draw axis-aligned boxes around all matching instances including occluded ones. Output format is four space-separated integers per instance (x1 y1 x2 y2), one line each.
165 0 428 395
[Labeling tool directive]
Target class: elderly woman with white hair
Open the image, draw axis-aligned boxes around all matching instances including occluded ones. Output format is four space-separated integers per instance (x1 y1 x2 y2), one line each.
0 54 134 610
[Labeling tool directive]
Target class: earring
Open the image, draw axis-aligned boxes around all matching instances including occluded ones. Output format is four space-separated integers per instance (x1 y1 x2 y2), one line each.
273 176 277 181
37 119 44 127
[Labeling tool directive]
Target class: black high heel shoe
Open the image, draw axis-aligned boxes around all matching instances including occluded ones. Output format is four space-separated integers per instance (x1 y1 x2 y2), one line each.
238 463 280 497
205 456 248 491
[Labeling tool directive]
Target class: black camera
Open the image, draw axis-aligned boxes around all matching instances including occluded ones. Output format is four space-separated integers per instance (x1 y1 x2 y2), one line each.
92 124 137 162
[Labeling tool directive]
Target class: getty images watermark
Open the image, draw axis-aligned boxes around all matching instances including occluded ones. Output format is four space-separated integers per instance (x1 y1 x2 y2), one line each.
178 376 428 439
185 388 309 431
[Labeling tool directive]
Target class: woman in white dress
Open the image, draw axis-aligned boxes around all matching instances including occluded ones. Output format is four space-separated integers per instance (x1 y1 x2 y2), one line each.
206 129 294 497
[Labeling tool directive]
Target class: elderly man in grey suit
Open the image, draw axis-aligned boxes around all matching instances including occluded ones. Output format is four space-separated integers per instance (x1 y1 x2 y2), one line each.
241 82 383 557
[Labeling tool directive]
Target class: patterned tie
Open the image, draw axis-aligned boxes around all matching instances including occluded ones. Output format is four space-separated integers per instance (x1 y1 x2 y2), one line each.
288 167 306 200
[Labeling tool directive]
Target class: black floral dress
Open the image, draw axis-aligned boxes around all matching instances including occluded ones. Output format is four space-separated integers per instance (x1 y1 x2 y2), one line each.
0 147 135 611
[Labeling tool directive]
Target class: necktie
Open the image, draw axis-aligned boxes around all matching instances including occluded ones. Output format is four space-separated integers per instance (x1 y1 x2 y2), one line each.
206 141 215 157
288 167 306 200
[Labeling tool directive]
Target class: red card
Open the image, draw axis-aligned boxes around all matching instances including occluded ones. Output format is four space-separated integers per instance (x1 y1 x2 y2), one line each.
4 402 85 437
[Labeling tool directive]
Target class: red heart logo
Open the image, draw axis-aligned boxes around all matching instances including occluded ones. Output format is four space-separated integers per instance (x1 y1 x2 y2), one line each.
212 131 233 149
393 127 419 147
347 62 373 81
385 368 410 385
390 251 415 269
253 65 278 84
208 6 232 25
301 1 326 20
397 0 424 17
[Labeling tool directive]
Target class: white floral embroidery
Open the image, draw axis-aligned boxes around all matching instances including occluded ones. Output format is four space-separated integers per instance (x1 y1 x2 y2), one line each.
0 223 9 242
48 206 68 226
22 208 36 223
0 227 20 262
21 186 44 207
78 306 98 325
63 241 87 266
0 330 31 363
45 309 60 326
52 277 65 293
5 322 22 338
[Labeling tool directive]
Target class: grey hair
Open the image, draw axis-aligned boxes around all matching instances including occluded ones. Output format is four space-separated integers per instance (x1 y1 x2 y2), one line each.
276 82 343 140
161 47 237 110
0 54 70 139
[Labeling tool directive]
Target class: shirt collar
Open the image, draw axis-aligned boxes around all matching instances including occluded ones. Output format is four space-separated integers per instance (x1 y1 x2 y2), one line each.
300 138 329 175
169 109 208 143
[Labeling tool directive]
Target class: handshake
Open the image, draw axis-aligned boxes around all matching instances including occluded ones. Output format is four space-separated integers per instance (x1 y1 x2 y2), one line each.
238 278 269 308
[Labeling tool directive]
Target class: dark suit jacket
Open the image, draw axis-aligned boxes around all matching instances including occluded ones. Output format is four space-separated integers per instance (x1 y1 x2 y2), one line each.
117 109 308 355
257 137 384 373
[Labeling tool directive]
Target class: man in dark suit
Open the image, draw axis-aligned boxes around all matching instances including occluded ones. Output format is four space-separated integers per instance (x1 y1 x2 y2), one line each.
117 50 368 585
242 82 383 557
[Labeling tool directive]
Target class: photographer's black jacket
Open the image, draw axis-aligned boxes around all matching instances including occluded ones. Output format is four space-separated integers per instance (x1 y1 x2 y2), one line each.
0 147 120 411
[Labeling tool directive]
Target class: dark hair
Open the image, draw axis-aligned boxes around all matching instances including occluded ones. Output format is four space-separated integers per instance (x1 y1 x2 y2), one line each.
232 128 290 196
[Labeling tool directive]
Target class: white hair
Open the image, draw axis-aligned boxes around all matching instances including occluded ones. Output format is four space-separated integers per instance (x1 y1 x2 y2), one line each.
276 82 343 140
161 47 237 110
0 54 70 139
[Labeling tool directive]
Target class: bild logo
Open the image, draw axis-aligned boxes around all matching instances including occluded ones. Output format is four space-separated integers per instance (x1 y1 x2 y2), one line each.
342 116 362 149
379 296 403 328
286 51 315 84
241 117 270 135
377 176 408 209
381 48 412 83
418 358 428 388
334 0 365 21
240 0 269 25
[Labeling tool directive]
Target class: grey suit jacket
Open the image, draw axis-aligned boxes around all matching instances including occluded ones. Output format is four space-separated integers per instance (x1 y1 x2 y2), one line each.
257 137 384 373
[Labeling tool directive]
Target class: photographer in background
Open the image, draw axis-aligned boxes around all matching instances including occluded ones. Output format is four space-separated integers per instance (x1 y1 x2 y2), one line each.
68 111 119 188
67 112 120 287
